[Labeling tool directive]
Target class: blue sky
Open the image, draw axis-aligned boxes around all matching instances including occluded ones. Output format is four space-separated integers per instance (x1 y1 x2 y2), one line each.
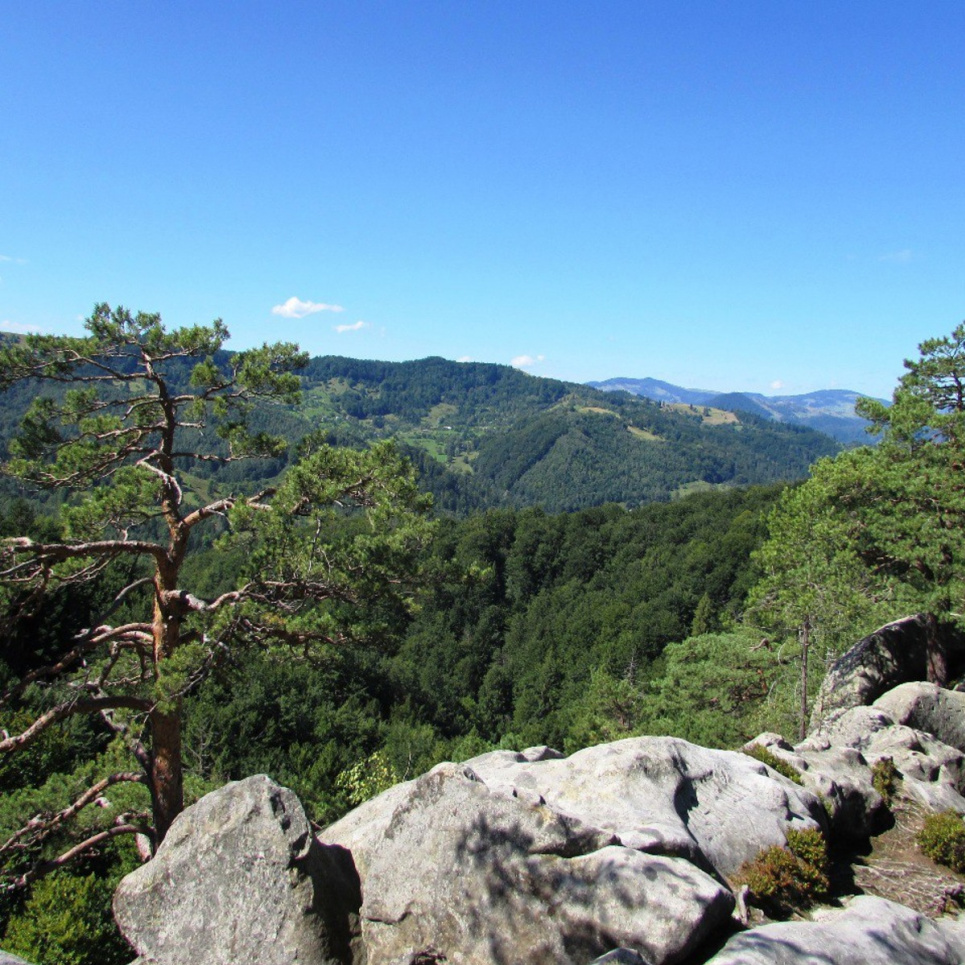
2 2 963 399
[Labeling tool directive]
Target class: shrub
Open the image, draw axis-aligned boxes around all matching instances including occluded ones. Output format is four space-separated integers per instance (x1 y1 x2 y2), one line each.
744 743 803 785
870 756 900 807
918 810 965 873
733 827 829 913
2 872 132 965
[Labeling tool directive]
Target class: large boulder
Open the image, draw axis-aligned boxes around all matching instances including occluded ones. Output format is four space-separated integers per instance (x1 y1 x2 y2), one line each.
746 732 886 839
114 775 360 965
324 762 733 965
705 895 965 965
753 692 965 838
809 615 965 734
875 682 965 754
0 953 36 965
463 736 826 878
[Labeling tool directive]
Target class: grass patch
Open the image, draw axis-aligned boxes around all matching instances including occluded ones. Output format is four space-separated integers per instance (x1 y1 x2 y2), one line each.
627 426 663 441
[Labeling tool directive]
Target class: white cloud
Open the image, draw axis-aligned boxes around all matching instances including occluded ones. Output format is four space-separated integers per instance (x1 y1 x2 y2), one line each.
878 249 914 264
271 297 345 319
770 380 784 390
511 354 545 369
457 355 473 363
334 320 369 334
0 255 27 265
1 320 44 334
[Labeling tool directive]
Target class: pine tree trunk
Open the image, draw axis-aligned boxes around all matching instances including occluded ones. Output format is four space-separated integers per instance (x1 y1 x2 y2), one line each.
149 704 184 844
150 560 185 845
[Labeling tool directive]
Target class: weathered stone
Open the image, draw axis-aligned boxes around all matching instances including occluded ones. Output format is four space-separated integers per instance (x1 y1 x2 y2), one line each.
810 701 965 811
344 763 733 965
809 615 965 734
0 952 37 965
587 949 651 965
114 775 359 965
705 895 965 965
749 731 886 839
466 736 826 878
875 682 965 754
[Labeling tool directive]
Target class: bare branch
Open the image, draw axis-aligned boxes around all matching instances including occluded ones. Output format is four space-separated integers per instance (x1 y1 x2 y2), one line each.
0 696 153 755
0 772 146 864
6 820 149 891
1 537 167 574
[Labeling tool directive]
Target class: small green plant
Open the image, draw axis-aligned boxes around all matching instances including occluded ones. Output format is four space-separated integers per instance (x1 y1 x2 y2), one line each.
871 756 900 807
918 810 965 873
744 743 803 785
733 827 829 914
335 749 403 806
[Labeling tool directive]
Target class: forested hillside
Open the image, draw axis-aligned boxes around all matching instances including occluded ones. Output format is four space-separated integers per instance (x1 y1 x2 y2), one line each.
297 356 839 512
0 343 840 516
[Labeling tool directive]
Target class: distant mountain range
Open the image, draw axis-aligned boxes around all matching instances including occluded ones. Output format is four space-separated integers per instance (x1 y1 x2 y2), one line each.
585 377 884 444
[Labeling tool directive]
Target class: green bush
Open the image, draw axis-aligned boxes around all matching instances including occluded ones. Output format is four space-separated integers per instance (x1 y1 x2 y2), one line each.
918 810 965 873
743 743 803 785
2 872 132 965
733 827 829 913
871 756 900 807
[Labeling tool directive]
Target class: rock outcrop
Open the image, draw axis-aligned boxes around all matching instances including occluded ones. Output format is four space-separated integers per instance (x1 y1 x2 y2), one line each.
809 615 965 734
704 895 965 965
114 775 360 965
754 697 965 833
462 736 825 878
342 762 733 965
0 952 36 965
875 682 965 754
115 683 965 965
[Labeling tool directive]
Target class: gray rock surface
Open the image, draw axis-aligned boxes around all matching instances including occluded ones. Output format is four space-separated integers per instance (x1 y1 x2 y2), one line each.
464 736 826 878
809 615 963 734
332 762 733 965
747 732 885 839
814 702 965 812
0 952 37 965
115 775 359 965
875 682 965 754
705 895 965 965
753 689 965 837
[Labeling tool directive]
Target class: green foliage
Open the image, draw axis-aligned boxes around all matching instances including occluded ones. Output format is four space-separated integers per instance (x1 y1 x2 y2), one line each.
743 743 803 785
733 827 829 913
746 321 965 696
746 472 896 659
918 810 965 873
388 487 782 751
2 872 131 965
871 756 900 807
637 632 796 748
335 750 402 807
564 667 648 754
0 344 839 519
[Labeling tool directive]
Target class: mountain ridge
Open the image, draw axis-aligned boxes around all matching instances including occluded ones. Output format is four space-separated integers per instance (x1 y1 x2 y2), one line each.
586 376 883 444
0 343 841 514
